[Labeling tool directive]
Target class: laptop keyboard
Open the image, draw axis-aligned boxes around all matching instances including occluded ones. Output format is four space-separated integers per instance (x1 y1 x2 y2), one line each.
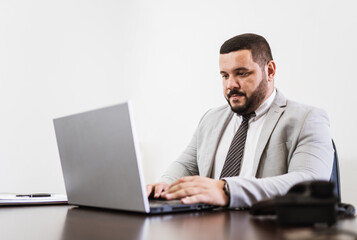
149 199 184 207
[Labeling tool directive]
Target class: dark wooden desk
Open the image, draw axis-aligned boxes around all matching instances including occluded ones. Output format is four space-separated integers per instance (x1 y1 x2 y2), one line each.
0 205 356 240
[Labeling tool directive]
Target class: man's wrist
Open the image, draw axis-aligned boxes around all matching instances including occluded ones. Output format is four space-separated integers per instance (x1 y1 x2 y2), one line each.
221 179 230 207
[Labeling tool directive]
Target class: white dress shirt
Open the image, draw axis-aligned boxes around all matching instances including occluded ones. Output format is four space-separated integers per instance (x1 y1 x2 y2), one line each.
212 89 277 179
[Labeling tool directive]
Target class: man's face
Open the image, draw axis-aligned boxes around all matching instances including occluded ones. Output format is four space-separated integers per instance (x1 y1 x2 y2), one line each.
219 50 271 115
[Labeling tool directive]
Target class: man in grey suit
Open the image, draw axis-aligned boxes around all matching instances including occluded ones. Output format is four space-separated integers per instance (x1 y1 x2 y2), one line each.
147 33 334 208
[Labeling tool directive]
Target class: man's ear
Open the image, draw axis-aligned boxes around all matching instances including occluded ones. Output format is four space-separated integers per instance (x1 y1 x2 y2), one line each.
266 60 276 82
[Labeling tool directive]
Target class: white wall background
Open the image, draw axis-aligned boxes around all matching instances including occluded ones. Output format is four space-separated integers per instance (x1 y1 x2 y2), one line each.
1 0 357 206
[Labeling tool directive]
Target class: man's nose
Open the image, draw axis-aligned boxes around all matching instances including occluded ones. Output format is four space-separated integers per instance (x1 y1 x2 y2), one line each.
226 76 240 89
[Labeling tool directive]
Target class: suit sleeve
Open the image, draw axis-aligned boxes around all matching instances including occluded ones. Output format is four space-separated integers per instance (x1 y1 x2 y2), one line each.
224 107 334 208
158 130 200 184
158 109 215 184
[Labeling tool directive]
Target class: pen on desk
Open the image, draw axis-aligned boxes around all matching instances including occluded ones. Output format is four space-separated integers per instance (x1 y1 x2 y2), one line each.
16 194 52 198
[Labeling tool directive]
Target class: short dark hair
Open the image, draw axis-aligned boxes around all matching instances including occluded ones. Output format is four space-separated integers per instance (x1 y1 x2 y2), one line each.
220 33 273 68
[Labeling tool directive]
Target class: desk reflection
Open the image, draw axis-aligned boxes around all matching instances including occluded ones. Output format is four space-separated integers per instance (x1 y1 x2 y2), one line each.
61 207 147 240
60 207 278 240
1 205 355 240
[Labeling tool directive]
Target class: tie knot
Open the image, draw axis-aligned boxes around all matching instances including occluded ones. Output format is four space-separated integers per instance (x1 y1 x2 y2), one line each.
242 112 256 122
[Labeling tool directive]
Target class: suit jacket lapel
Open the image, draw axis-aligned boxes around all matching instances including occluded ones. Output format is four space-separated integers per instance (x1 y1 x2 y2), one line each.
252 90 287 176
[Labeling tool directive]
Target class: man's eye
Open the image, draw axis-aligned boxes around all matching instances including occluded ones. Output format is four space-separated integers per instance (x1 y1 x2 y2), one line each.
222 74 229 79
237 72 249 77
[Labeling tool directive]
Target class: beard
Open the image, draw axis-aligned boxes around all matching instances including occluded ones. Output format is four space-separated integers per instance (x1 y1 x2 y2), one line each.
226 75 269 115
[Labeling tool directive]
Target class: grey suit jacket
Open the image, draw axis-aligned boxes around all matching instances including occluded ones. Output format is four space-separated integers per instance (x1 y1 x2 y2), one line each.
159 90 334 208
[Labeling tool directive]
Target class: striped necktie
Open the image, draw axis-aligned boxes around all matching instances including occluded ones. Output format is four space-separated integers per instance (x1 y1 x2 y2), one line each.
220 112 255 178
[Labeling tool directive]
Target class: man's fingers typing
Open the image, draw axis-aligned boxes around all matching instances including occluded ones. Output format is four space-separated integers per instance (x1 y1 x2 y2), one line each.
146 182 169 198
163 186 201 200
146 185 153 197
154 185 165 197
159 176 228 206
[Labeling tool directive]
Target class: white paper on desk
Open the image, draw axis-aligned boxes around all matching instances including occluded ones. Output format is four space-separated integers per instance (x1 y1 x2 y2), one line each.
0 194 68 206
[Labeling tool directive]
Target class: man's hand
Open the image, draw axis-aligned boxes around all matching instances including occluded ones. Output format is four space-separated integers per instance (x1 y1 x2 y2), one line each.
161 176 229 206
146 182 169 198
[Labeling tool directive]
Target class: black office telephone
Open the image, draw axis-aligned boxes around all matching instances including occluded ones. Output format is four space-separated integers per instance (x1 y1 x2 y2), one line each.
250 181 355 225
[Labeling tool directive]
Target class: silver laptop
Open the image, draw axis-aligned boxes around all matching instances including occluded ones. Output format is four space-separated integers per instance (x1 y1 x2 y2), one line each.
53 102 214 214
